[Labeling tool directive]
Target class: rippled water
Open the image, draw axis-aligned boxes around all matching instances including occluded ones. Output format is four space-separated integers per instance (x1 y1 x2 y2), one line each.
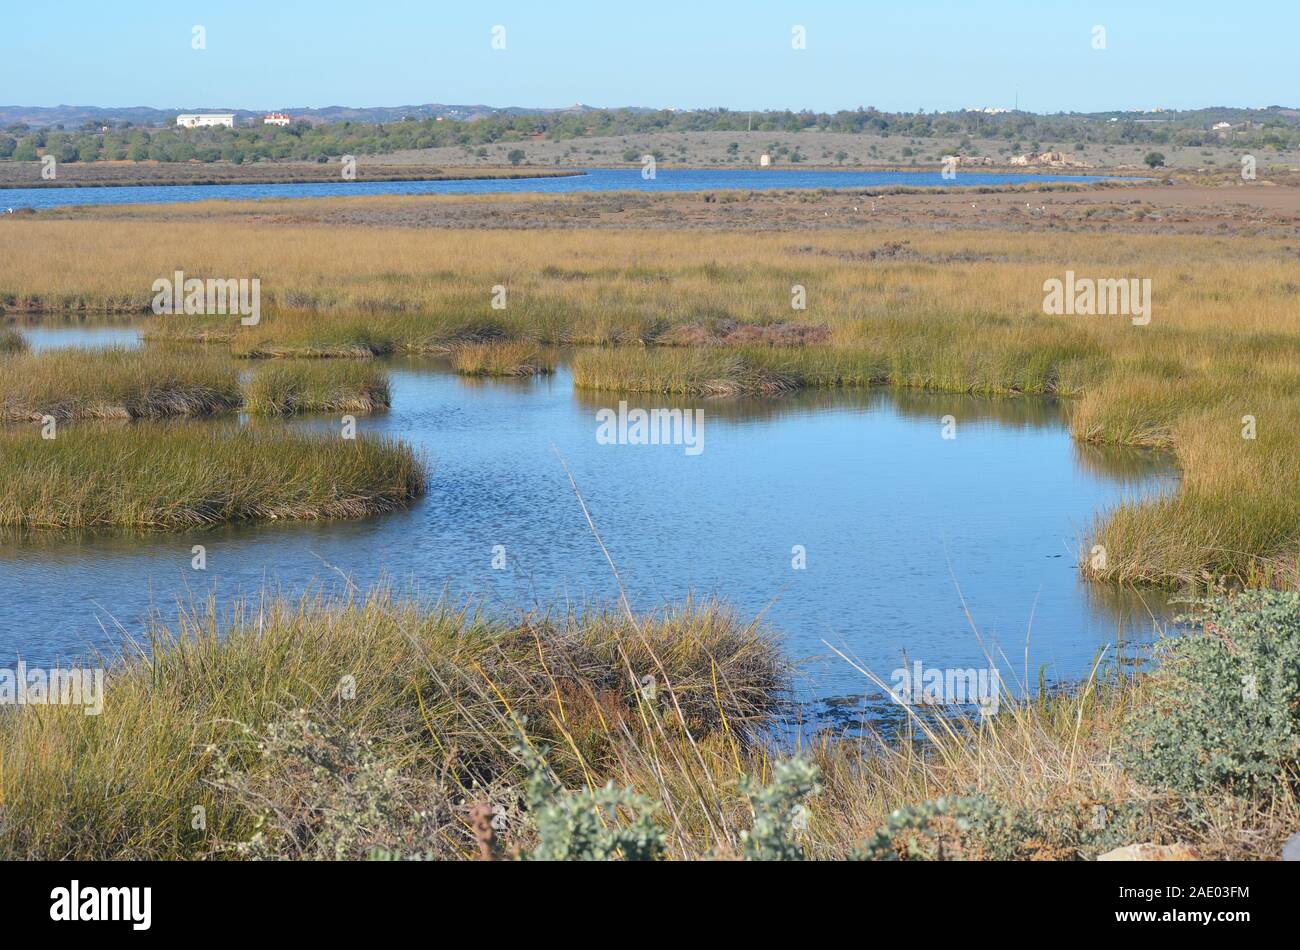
0 329 1178 711
0 166 1130 211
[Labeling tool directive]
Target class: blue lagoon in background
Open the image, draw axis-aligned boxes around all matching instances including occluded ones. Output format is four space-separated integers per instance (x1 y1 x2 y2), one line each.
0 166 1129 211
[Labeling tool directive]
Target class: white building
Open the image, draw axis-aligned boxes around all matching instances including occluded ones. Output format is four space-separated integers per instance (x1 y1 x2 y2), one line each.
176 113 236 128
263 113 291 126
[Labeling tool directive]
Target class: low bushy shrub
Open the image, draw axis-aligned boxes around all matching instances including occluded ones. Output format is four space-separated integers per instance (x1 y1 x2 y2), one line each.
516 739 665 862
738 759 821 860
855 793 1033 861
1124 591 1300 797
208 709 448 860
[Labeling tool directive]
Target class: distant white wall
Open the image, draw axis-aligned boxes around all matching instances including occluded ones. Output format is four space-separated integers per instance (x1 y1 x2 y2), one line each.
176 114 236 128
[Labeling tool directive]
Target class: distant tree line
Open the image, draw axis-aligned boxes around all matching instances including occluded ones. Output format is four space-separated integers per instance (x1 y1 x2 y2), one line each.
1 107 1297 163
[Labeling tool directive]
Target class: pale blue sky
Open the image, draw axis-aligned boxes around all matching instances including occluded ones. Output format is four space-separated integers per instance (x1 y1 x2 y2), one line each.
2 1 1295 113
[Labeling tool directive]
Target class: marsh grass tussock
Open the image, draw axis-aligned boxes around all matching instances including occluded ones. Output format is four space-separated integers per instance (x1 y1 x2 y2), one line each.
0 593 783 859
243 362 391 415
1083 397 1300 587
572 348 801 396
229 308 524 359
0 346 391 420
0 347 241 421
0 327 29 353
0 424 426 529
451 342 555 377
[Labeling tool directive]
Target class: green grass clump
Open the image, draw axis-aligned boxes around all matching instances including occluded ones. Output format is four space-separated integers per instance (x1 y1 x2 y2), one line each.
572 348 800 396
451 342 554 377
243 362 391 415
0 423 425 529
232 320 398 359
0 346 391 420
0 347 240 421
569 317 1104 399
0 327 29 353
1084 398 1300 586
229 308 523 359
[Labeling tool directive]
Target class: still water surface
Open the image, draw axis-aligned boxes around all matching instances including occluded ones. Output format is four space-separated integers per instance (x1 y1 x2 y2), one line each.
0 167 1130 211
0 328 1177 714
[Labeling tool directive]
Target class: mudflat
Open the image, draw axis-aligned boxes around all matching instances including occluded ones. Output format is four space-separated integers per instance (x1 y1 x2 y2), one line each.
24 175 1297 237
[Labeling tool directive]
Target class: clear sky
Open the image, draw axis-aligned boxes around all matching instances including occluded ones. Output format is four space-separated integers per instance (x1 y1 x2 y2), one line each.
2 0 1296 113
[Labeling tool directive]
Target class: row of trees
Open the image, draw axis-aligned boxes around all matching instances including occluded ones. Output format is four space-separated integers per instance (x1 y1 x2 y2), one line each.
2 107 1297 163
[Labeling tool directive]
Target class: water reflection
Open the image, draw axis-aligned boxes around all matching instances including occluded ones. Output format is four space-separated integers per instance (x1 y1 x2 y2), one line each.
1 341 1181 711
569 384 1070 430
13 319 143 352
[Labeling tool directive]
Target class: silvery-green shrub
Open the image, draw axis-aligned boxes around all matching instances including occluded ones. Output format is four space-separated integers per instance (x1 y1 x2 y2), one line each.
738 758 821 861
516 739 664 861
855 793 1029 861
209 710 427 860
1124 591 1300 797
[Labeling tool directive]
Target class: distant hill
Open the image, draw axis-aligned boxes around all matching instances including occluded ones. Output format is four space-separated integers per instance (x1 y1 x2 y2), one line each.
0 102 628 128
1 102 1296 131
